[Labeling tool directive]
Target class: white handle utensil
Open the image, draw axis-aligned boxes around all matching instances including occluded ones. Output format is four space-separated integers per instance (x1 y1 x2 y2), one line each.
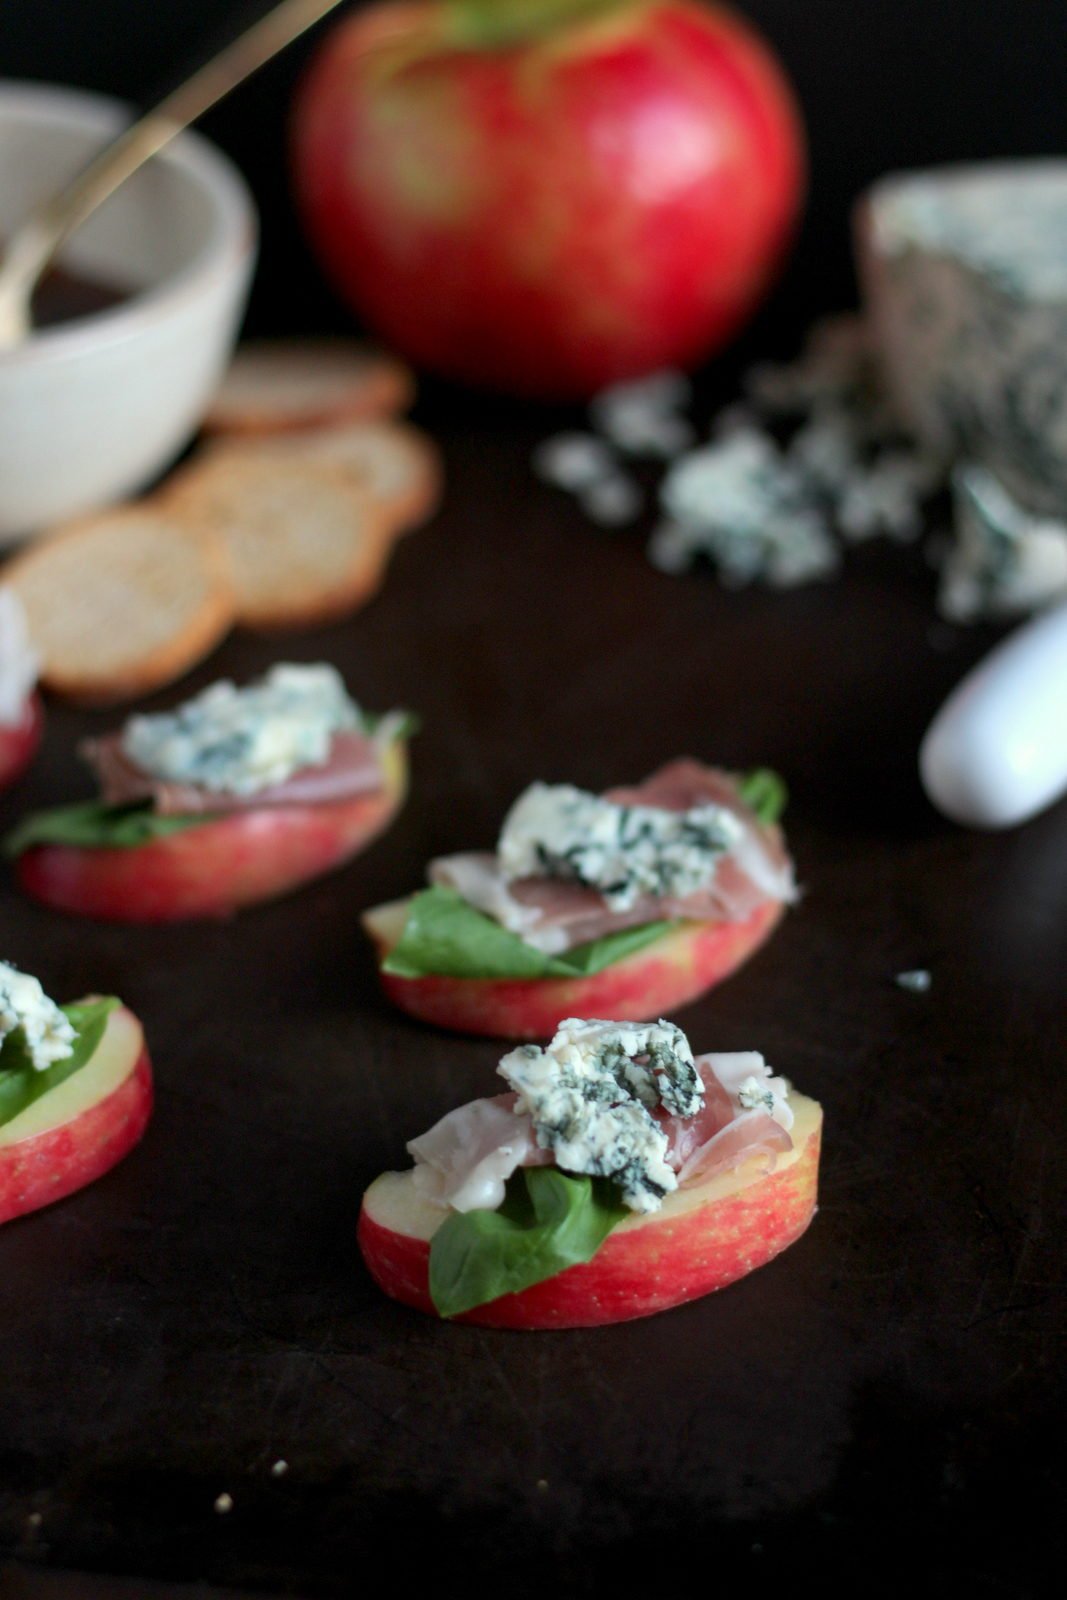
920 603 1067 828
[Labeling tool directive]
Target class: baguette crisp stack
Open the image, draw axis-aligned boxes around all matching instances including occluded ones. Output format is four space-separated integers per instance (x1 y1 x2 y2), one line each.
165 455 394 630
204 340 415 435
1 339 439 701
2 509 234 703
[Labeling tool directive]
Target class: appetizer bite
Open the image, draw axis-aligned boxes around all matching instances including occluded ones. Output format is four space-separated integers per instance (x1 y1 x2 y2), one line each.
359 1017 822 1328
0 589 43 790
0 961 151 1224
5 664 412 922
363 760 795 1038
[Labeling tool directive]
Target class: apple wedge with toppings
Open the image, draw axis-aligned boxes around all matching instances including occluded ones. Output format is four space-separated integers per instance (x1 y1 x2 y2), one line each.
0 966 151 1224
359 1017 821 1328
5 662 413 922
363 760 795 1038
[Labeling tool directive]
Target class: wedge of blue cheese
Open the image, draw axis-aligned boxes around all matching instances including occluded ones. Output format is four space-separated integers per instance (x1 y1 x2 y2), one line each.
498 1018 703 1212
941 464 1067 622
498 782 743 913
0 961 74 1071
121 663 363 796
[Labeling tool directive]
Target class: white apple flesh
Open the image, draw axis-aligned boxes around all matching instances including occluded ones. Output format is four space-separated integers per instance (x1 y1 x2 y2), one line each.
0 1005 152 1224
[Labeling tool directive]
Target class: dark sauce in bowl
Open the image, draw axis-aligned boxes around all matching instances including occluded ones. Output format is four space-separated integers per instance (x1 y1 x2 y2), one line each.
30 260 132 330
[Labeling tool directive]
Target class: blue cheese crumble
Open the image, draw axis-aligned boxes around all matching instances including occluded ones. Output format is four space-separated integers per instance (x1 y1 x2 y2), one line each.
590 371 695 458
0 962 74 1071
652 429 840 586
940 464 1067 622
121 663 363 796
498 1019 704 1212
497 782 743 912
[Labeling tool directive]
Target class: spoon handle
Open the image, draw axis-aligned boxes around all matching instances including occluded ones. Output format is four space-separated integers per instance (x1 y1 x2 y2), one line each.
0 0 344 341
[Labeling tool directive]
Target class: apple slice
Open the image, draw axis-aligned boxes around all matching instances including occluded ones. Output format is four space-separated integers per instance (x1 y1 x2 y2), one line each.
0 694 43 792
363 894 783 1040
16 743 407 923
0 1005 152 1225
359 1091 821 1328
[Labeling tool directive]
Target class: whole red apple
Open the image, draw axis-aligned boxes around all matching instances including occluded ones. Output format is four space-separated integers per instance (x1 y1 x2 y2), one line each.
292 0 805 397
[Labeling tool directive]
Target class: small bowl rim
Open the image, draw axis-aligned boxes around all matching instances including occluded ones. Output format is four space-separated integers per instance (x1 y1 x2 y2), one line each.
0 78 258 370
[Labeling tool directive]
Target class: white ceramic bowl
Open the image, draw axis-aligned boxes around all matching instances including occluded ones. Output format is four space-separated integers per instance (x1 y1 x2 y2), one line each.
0 80 257 542
856 160 1067 518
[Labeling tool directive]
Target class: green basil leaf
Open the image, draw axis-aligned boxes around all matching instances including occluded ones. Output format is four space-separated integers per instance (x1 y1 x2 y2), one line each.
735 768 788 826
4 800 210 858
560 919 678 974
363 709 420 740
429 1167 628 1318
0 996 120 1128
381 886 675 981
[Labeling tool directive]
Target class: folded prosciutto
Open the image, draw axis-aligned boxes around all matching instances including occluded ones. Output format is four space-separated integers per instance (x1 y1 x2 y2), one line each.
83 727 389 816
431 760 796 954
408 1019 795 1216
78 664 402 816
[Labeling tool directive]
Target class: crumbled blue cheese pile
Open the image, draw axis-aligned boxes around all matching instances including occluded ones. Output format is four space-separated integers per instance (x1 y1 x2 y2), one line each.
498 1018 703 1211
122 663 363 796
498 782 741 910
533 316 1067 621
0 961 74 1071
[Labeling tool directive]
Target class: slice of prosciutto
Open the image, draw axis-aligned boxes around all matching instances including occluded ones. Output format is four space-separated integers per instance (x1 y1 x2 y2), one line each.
431 760 796 955
408 1093 552 1213
659 1053 794 1185
81 728 387 816
408 1052 794 1214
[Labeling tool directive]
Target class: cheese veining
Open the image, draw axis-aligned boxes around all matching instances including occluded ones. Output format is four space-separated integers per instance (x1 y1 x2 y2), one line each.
497 782 744 913
498 1019 703 1213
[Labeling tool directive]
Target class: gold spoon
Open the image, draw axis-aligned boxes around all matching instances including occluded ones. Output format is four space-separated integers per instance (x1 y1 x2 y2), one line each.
0 0 345 349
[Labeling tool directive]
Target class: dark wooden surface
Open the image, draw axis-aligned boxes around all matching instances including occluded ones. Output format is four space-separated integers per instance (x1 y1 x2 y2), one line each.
0 382 1064 1598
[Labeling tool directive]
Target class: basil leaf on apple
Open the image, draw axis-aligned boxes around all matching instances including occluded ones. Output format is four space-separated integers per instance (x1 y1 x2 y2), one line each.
381 886 675 981
429 1167 628 1318
4 800 212 857
736 767 787 825
363 709 420 740
0 996 119 1128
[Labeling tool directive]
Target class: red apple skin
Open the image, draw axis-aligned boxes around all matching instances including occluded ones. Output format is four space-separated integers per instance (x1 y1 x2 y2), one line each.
291 0 805 398
358 1094 821 1327
0 1015 152 1226
366 896 782 1039
0 694 43 792
15 748 407 923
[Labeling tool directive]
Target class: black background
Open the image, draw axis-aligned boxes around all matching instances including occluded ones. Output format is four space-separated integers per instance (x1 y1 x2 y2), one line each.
4 0 1067 339
1 6 1067 1599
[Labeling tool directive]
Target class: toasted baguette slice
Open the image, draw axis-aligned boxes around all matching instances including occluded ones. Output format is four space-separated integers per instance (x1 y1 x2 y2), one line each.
166 455 392 630
205 341 415 435
205 420 442 537
2 509 233 704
